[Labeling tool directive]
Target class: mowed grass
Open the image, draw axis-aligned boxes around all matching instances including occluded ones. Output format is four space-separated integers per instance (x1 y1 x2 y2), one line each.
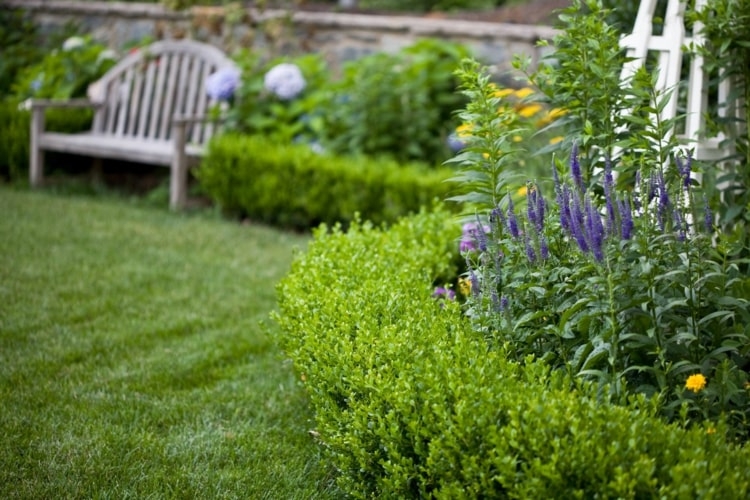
0 186 339 499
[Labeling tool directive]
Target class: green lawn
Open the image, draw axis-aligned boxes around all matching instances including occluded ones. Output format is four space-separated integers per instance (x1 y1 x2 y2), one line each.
0 186 339 498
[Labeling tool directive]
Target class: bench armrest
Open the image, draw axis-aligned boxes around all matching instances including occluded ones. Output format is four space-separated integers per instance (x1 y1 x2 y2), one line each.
25 98 102 110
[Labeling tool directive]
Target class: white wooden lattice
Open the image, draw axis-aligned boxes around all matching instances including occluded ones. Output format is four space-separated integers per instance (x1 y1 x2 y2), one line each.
619 0 740 161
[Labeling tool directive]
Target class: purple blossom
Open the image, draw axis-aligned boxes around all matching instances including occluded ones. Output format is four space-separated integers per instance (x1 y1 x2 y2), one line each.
604 156 616 236
618 198 634 240
704 195 713 233
460 221 490 253
264 63 306 100
560 184 572 232
447 133 466 153
677 153 693 191
570 142 583 192
527 186 538 230
433 287 456 301
507 196 520 239
585 196 605 262
205 66 241 101
657 170 670 232
535 187 546 232
525 234 537 263
539 235 550 260
500 295 509 311
569 190 589 252
673 207 686 241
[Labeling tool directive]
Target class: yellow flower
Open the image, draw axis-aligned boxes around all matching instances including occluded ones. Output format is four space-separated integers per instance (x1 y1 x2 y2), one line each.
685 373 707 393
456 123 473 138
517 103 543 118
458 277 472 296
513 87 535 99
492 87 514 98
512 135 524 142
547 107 567 119
706 427 716 435
549 136 564 145
517 186 528 197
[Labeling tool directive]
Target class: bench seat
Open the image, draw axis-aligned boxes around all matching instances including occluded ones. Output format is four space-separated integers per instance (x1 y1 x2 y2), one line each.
38 132 203 166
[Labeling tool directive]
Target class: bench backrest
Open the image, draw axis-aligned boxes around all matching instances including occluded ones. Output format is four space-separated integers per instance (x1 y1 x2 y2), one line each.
87 39 237 146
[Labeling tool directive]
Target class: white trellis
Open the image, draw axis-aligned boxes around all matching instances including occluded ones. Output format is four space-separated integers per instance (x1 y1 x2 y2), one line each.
618 0 741 161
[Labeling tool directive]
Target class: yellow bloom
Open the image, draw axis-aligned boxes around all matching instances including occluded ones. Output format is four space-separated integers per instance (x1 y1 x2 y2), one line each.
547 107 567 119
517 103 543 118
517 186 528 197
549 136 564 145
493 87 514 98
685 373 707 393
513 87 534 99
512 135 524 142
706 427 716 435
458 277 472 296
456 123 473 138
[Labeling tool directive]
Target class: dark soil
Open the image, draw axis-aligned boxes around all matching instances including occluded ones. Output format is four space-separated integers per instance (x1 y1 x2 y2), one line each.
294 0 570 26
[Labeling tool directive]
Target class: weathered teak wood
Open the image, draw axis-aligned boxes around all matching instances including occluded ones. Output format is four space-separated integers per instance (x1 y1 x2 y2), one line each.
29 39 238 209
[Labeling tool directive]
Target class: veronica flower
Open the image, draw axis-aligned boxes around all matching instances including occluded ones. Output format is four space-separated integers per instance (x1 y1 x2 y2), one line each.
618 198 634 240
539 235 550 260
460 221 490 253
206 66 241 101
677 153 693 191
507 196 520 239
525 234 537 263
527 187 538 230
657 170 670 232
673 207 686 242
585 196 605 262
534 186 546 232
703 195 713 233
559 184 572 232
570 142 583 192
264 63 306 100
603 156 616 236
432 287 456 301
569 190 589 252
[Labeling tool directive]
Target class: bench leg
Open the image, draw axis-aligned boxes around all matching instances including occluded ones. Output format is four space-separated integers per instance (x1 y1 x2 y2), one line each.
171 121 189 210
30 107 45 187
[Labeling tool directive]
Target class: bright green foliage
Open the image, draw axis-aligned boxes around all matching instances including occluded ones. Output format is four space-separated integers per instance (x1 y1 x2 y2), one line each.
0 102 92 182
12 35 116 100
275 207 750 497
318 39 470 165
197 134 457 229
0 10 42 96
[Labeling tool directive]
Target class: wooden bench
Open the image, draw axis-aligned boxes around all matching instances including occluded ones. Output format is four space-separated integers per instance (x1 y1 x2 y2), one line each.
29 39 238 209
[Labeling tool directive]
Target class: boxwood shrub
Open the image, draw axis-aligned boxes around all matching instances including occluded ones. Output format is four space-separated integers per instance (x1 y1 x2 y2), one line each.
274 207 750 498
196 134 457 229
0 100 93 182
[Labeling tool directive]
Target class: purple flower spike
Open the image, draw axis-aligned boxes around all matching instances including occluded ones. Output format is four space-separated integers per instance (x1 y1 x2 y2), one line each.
535 188 546 232
673 207 686 242
539 235 550 260
527 186 538 231
507 196 520 239
570 192 589 253
525 235 537 263
677 153 693 191
585 196 605 262
704 195 713 233
604 156 616 236
618 198 634 240
560 185 572 233
570 142 583 192
500 295 509 311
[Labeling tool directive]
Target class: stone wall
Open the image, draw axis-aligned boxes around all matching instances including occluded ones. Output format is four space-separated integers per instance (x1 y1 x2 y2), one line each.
1 0 558 76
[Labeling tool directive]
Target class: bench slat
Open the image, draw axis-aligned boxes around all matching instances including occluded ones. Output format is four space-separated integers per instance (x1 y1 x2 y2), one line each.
30 39 238 210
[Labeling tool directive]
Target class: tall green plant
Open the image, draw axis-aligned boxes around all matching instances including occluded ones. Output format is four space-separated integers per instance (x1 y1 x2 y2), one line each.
450 61 750 439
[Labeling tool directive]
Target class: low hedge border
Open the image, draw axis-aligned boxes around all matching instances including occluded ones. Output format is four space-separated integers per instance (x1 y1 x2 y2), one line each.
197 134 458 230
274 207 750 498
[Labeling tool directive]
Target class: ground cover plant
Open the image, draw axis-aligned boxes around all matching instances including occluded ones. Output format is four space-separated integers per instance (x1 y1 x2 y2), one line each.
0 186 340 498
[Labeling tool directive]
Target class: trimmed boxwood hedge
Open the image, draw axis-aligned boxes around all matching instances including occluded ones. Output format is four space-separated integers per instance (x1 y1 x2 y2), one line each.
0 100 93 182
196 134 458 230
274 207 750 498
